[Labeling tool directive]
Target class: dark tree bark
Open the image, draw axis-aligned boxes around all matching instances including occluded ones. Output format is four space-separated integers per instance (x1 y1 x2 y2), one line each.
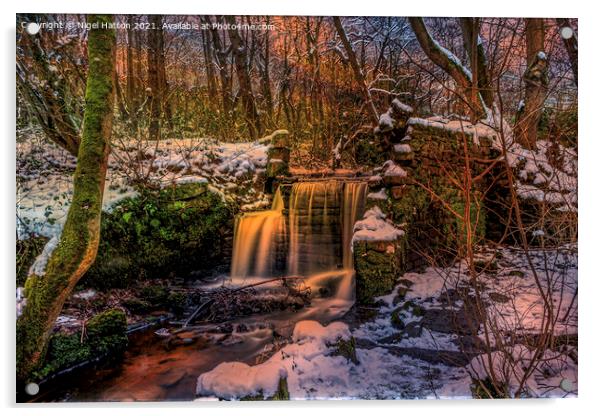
409 17 487 119
459 17 493 108
16 22 82 156
224 15 262 139
515 18 548 149
333 16 379 124
556 18 578 86
202 15 233 117
147 15 163 140
17 14 116 381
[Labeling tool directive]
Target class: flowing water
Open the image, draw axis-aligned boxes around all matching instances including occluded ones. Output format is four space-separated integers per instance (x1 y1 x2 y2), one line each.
32 179 368 402
231 180 367 303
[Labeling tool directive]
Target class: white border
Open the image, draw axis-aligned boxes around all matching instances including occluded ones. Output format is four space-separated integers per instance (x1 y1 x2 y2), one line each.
2 1 600 415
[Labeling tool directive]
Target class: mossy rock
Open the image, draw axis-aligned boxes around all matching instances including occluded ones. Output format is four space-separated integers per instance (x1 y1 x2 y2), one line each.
353 238 405 304
240 377 290 401
390 308 405 330
400 300 425 317
140 285 169 306
266 159 289 178
332 337 359 365
32 309 127 381
82 183 234 289
122 297 152 314
167 291 188 314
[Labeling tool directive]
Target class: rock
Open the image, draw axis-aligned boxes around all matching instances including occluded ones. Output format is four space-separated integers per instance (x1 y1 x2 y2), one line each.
390 308 405 330
353 236 405 305
488 292 511 303
421 308 482 335
403 321 423 338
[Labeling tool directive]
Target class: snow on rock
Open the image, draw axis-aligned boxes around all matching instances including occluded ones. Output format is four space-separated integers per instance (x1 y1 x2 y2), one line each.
196 361 287 400
408 117 499 146
378 111 395 132
382 160 407 178
367 188 387 200
196 319 470 400
29 235 59 276
393 143 412 154
391 99 414 114
292 320 351 345
196 320 352 400
352 206 404 244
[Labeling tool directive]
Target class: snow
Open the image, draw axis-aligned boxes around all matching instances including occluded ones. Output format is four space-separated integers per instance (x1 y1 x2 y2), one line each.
408 117 499 146
467 345 577 398
28 235 59 276
352 206 404 243
16 287 26 318
197 361 287 400
391 99 414 114
393 143 412 154
367 188 387 200
382 160 407 177
378 112 394 131
17 136 271 240
196 320 470 400
195 244 576 400
292 320 351 344
507 140 577 211
537 51 547 60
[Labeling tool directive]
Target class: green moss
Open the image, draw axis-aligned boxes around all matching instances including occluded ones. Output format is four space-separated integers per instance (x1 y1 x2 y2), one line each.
83 183 234 289
400 300 425 317
32 309 127 380
333 337 359 365
240 377 290 401
353 239 404 304
16 15 116 381
390 308 405 330
122 297 152 314
167 291 188 314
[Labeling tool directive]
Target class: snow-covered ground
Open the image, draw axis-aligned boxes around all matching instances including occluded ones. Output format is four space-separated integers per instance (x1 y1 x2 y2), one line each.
16 135 271 239
195 245 577 400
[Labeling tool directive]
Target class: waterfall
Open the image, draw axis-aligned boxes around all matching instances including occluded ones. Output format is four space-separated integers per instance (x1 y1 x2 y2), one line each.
230 179 367 302
341 182 368 270
230 188 286 278
287 181 342 276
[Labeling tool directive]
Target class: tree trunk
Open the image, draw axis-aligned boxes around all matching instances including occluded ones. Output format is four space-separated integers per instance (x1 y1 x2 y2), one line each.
556 18 578 86
147 15 162 141
459 17 493 108
203 16 233 117
126 14 138 130
332 16 379 124
515 18 548 149
16 20 81 156
16 14 116 381
224 15 262 139
409 17 487 119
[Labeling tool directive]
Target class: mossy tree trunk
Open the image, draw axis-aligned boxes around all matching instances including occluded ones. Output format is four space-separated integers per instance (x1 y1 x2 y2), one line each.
16 14 116 382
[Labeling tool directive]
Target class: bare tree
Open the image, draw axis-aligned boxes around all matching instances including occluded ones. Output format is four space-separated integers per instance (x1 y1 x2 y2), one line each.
515 18 548 149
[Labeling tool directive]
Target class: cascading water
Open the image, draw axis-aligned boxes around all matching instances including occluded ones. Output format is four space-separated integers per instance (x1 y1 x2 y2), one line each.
341 182 367 269
287 181 342 276
230 188 286 279
230 180 367 302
